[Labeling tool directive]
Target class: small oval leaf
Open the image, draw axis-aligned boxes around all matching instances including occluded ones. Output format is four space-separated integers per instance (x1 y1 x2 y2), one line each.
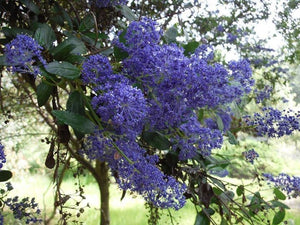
45 61 80 80
52 110 96 134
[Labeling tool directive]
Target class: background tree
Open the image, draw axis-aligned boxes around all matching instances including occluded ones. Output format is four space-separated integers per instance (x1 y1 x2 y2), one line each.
0 0 299 225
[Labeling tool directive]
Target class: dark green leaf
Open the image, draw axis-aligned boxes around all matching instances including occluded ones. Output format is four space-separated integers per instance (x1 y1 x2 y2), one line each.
220 218 228 225
272 209 285 225
212 187 223 196
36 81 54 107
271 200 290 209
183 41 200 55
45 61 80 80
34 24 56 49
274 188 286 200
79 14 94 32
64 37 87 55
52 110 95 134
216 114 224 131
194 211 210 225
236 185 244 196
164 26 178 43
0 170 12 182
142 131 171 150
20 0 40 14
226 131 238 145
67 91 86 139
118 5 137 21
114 47 129 61
50 42 77 61
0 56 7 66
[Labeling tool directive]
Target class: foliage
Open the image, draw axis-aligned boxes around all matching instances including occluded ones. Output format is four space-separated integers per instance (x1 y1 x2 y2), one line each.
0 0 299 225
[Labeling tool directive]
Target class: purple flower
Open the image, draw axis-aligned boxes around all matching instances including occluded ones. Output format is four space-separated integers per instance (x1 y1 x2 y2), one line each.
91 82 148 138
4 34 46 76
243 149 259 164
263 173 300 198
254 85 273 103
94 0 128 8
227 33 237 43
244 107 300 138
0 144 6 169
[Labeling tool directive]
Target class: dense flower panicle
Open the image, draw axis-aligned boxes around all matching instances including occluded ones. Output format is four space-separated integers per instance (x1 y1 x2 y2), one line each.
116 17 162 53
83 133 186 209
4 34 46 76
91 82 148 138
244 107 300 138
173 116 223 160
5 196 42 224
81 54 117 89
94 0 128 7
263 173 300 198
216 25 225 32
0 144 6 169
243 149 259 164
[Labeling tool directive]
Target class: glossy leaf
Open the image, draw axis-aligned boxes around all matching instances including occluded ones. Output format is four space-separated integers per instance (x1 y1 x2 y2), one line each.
79 14 94 32
20 0 40 14
194 211 210 225
183 41 200 55
272 209 285 225
274 188 286 200
36 81 53 107
164 26 178 43
226 131 238 145
236 185 244 196
45 61 80 80
34 23 56 49
142 131 171 150
118 5 137 21
50 42 77 61
0 170 12 182
52 110 95 134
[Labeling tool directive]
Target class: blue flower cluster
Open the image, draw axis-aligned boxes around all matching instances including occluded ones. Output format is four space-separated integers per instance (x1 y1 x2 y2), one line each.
205 111 232 132
173 116 223 160
244 107 300 138
5 196 42 224
254 85 273 103
84 132 186 209
0 144 6 169
243 149 259 164
94 0 128 8
82 17 255 209
263 173 300 198
4 35 46 76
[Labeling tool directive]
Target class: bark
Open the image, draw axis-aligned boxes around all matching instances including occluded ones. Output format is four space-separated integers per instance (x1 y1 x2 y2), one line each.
96 160 110 225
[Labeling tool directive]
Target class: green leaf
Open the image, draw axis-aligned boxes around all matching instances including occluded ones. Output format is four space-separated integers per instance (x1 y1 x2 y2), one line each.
141 131 171 150
52 110 95 134
220 218 228 225
20 0 40 14
45 61 80 80
79 14 94 32
226 131 238 145
183 41 200 55
36 81 54 107
236 185 244 196
274 188 286 200
0 56 7 66
64 37 87 55
50 42 77 61
164 26 178 43
216 114 224 131
212 187 223 196
67 91 86 139
194 211 210 225
34 24 56 49
271 200 290 209
118 5 137 21
0 170 13 182
272 209 285 225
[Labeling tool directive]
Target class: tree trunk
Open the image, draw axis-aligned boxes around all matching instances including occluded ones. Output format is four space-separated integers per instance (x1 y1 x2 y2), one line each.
96 160 110 225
